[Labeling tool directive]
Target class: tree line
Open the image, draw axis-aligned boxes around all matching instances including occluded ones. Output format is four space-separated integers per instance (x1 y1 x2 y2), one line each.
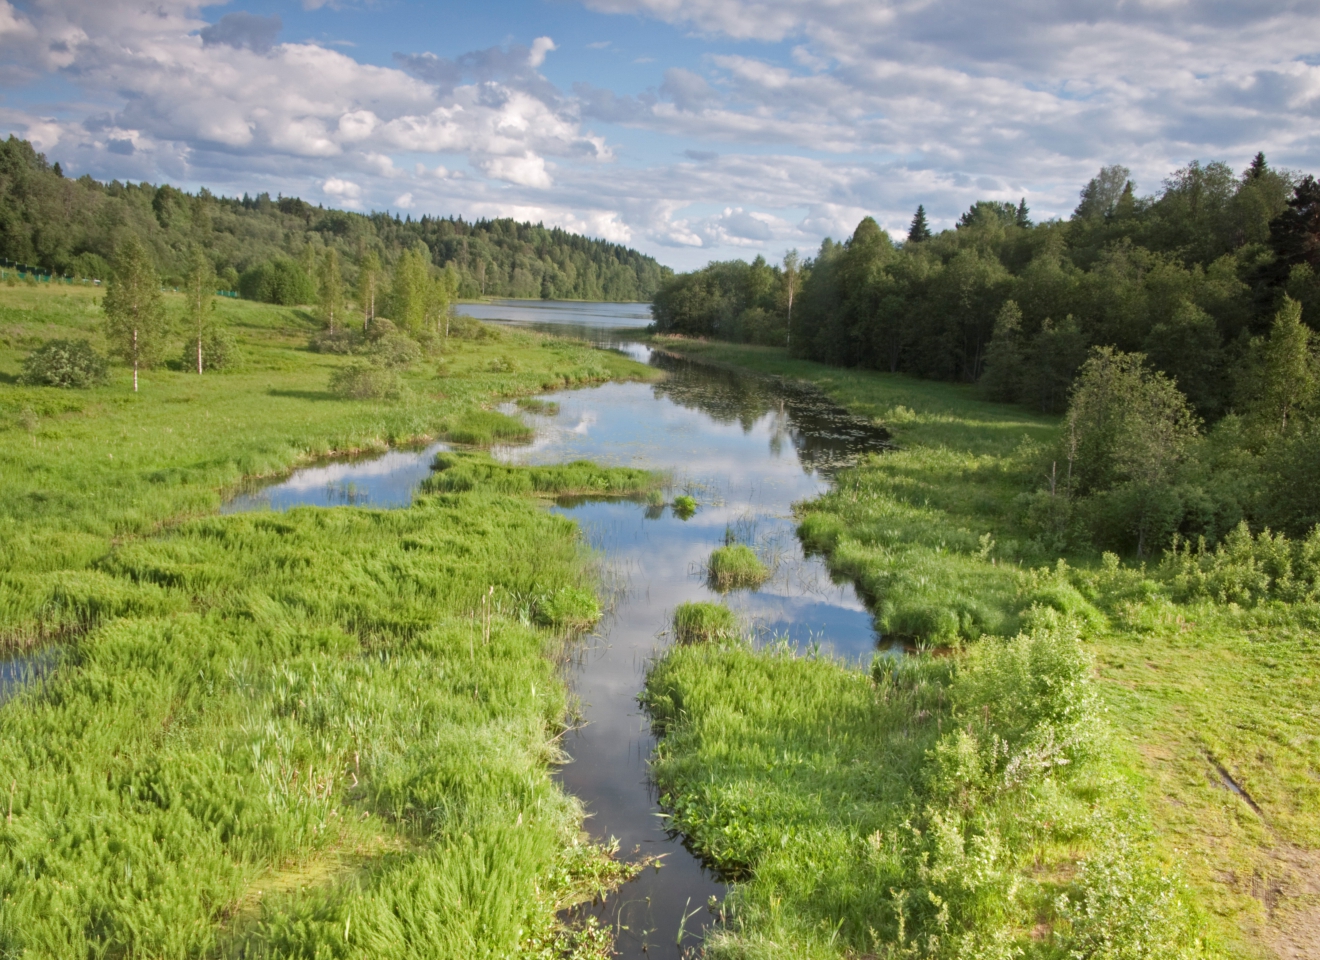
651 154 1320 553
0 136 670 303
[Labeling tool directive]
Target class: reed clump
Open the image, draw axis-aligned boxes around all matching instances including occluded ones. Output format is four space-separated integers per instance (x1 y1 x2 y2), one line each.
443 409 533 445
706 544 769 592
423 452 660 500
673 601 738 644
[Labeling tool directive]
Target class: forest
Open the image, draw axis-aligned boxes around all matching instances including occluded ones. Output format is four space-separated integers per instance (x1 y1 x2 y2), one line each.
651 155 1320 556
0 136 670 302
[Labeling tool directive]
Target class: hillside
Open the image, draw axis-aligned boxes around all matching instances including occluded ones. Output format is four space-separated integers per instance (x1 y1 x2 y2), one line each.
0 136 670 301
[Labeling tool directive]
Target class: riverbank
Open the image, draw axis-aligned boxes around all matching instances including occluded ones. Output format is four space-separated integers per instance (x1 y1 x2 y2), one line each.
646 337 1320 959
0 286 659 956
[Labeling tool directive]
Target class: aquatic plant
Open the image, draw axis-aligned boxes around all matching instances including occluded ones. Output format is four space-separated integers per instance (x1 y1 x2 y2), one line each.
443 409 533 445
706 544 769 591
423 452 658 499
672 495 697 519
672 602 738 644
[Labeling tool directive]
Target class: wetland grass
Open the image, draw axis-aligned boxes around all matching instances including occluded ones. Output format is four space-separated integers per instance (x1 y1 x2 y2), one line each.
0 285 659 956
423 451 661 500
706 544 769 591
672 601 738 644
648 338 1318 958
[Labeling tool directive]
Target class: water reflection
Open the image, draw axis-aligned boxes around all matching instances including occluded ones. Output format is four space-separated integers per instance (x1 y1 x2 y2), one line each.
219 300 891 958
0 650 57 706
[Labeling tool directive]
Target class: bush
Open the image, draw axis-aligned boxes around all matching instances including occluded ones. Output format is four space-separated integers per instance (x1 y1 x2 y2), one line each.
19 339 109 387
673 602 738 643
706 545 769 591
1163 520 1320 605
369 334 422 370
327 362 401 400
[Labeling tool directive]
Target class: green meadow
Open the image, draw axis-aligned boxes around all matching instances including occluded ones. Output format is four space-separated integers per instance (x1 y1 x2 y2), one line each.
646 337 1320 959
0 285 658 957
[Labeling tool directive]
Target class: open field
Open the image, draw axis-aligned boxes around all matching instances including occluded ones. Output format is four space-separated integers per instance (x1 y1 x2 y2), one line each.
647 337 1320 959
0 285 658 957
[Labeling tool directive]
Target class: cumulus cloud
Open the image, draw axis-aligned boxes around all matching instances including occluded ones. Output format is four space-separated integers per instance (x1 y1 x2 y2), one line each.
199 12 282 54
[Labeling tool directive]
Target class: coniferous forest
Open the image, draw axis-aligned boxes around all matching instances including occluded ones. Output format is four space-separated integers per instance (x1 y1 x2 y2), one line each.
0 136 670 302
652 155 1320 555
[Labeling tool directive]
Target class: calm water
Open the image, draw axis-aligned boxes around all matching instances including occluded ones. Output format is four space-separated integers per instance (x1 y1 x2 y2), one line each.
226 300 891 957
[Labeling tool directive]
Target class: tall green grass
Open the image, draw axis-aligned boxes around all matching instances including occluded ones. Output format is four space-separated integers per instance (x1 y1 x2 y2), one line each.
651 338 1320 957
0 285 659 956
0 286 655 647
645 618 1211 959
423 451 660 499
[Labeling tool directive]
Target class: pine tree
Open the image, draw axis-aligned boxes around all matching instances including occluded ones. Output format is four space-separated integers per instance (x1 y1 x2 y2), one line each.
1015 198 1031 228
907 205 931 243
183 247 215 374
104 236 166 392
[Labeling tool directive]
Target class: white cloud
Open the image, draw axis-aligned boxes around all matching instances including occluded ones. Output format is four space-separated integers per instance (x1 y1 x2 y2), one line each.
394 191 415 208
478 153 552 188
322 177 362 200
528 36 557 68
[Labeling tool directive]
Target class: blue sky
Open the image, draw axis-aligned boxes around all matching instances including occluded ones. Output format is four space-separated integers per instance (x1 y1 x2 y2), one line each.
1 0 1318 269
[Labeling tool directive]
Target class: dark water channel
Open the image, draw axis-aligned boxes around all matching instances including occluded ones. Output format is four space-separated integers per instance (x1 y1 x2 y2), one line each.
227 301 891 957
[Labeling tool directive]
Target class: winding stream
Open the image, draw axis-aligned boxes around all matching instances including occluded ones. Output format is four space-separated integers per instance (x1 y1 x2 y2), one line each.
229 300 891 957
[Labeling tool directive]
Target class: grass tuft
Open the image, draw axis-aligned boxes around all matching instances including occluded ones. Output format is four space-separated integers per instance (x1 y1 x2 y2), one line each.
706 544 769 592
422 451 660 500
673 601 738 644
443 409 533 445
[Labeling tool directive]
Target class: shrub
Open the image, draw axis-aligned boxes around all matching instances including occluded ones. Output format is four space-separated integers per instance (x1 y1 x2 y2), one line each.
1163 520 1320 605
707 545 769 591
673 602 738 643
369 334 422 370
327 362 401 400
19 339 109 387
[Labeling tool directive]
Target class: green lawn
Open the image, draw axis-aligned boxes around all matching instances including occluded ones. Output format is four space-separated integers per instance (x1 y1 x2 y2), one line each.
647 337 1320 959
0 286 658 958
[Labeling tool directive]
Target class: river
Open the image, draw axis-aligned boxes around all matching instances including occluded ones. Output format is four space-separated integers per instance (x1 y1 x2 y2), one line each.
229 299 891 957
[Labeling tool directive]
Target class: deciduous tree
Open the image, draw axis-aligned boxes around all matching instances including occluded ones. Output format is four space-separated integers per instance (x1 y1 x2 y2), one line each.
103 235 166 392
183 246 215 374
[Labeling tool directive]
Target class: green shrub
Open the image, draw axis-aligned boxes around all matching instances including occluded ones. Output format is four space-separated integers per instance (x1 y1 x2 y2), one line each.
327 362 401 400
19 339 108 387
238 258 314 305
309 327 362 354
707 544 769 591
443 410 533 445
1163 520 1320 605
370 333 422 370
673 602 738 643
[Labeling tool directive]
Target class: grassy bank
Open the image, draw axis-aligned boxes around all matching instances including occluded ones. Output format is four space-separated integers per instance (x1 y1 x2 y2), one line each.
646 338 1320 959
1 286 654 646
0 286 658 956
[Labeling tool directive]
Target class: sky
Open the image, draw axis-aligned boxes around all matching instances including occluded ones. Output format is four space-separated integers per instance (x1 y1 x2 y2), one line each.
0 0 1318 270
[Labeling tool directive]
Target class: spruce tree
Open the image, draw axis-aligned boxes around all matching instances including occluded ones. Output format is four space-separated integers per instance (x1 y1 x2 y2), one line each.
907 205 931 243
1247 151 1269 181
1015 198 1032 228
103 236 166 392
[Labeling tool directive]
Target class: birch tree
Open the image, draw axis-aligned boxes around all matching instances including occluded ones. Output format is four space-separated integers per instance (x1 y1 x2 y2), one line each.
104 236 166 392
183 247 215 374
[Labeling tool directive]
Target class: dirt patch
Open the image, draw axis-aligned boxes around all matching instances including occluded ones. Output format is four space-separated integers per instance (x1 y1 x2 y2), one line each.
1264 845 1320 960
